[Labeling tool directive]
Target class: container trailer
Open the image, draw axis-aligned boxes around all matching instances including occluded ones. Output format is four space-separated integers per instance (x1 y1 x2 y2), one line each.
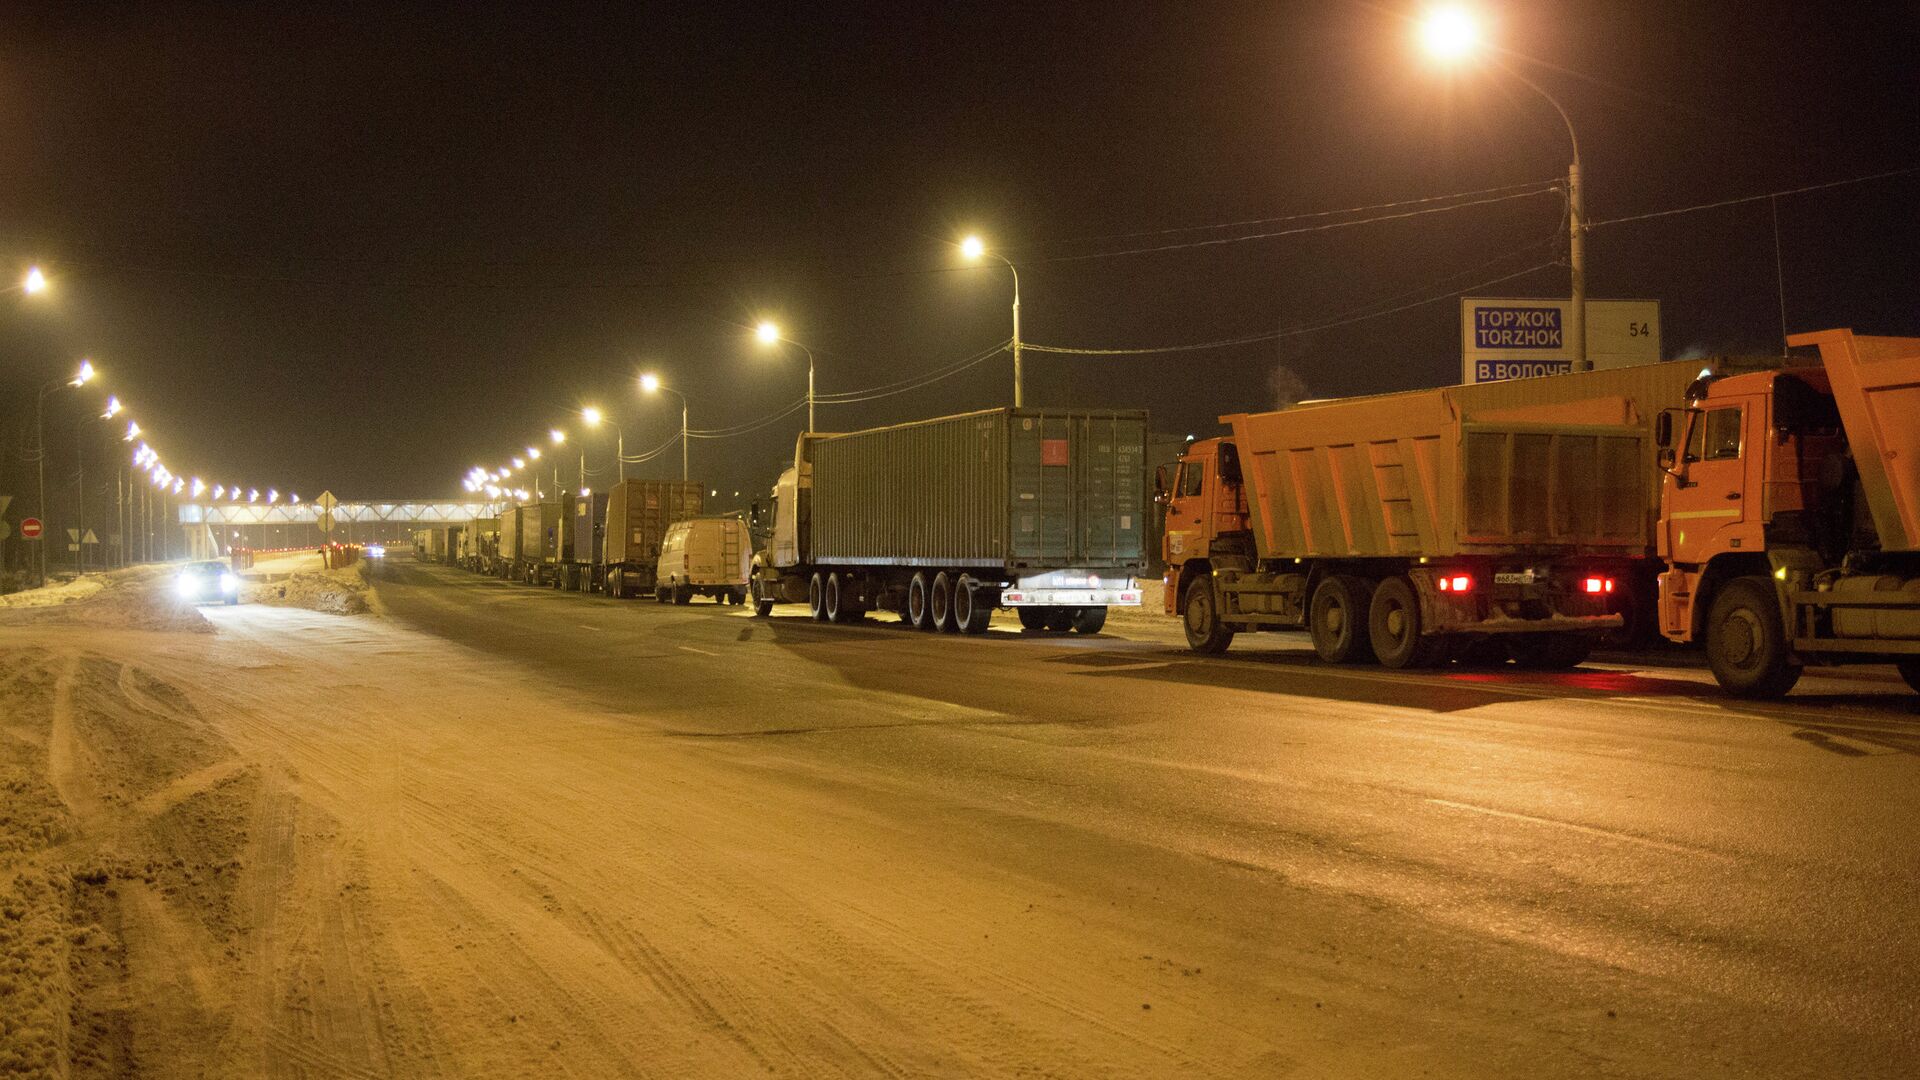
601 479 704 598
559 489 610 592
751 408 1148 633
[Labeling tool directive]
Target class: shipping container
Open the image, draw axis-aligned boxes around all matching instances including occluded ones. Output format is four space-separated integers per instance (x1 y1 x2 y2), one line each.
754 407 1148 634
601 479 703 598
556 490 611 592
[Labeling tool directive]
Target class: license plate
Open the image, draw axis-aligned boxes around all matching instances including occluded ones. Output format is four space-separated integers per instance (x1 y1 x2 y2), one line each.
1494 570 1542 586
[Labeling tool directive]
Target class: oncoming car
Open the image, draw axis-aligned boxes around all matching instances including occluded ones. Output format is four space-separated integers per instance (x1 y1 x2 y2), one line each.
176 561 243 605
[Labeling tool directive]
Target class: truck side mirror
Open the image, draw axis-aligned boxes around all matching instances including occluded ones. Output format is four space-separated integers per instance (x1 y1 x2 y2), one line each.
1655 411 1674 448
1152 465 1171 506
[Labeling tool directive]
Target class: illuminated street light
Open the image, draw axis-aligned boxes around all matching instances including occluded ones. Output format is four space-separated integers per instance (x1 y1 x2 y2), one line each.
512 456 525 470
102 396 123 419
581 406 625 481
639 374 689 482
268 489 279 503
214 485 226 499
124 421 141 441
1414 5 1587 370
1417 5 1477 59
754 320 817 432
22 266 47 295
192 478 207 498
960 235 1023 406
249 489 260 503
550 429 566 445
527 446 541 461
72 360 95 386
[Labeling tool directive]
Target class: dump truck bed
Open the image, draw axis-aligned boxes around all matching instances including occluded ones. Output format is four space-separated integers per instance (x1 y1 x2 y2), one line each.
1225 361 1700 561
1787 330 1920 553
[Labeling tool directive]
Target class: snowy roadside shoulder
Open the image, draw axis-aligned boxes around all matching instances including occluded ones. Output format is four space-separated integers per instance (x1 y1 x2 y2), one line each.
0 568 213 633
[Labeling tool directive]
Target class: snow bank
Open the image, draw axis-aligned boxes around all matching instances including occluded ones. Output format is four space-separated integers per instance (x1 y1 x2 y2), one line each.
247 562 373 616
0 568 212 633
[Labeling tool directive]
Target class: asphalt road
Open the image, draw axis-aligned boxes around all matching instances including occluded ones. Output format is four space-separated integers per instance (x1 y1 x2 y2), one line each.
365 558 1920 1078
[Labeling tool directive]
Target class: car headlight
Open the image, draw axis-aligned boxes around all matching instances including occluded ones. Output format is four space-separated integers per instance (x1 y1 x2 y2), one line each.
220 573 239 593
176 575 200 598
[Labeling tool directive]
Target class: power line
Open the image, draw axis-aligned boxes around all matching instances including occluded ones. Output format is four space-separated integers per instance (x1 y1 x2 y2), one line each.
1587 165 1920 228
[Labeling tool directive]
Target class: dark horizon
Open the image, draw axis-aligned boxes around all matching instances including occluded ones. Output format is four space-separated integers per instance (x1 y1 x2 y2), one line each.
3 0 1916 510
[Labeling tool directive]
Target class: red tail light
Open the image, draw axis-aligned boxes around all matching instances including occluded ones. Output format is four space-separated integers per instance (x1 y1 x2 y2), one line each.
1583 576 1615 594
1437 574 1473 593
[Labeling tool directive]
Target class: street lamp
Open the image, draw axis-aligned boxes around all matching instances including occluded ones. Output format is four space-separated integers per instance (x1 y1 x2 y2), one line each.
32 359 98 586
960 235 1024 406
1417 5 1588 371
21 266 47 295
582 406 625 481
639 373 689 482
755 320 817 432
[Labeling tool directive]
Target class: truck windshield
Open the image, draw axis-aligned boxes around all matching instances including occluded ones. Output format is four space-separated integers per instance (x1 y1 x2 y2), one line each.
1180 462 1205 497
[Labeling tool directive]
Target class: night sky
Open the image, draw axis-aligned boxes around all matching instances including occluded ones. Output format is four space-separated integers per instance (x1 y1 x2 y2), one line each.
2 1 1915 506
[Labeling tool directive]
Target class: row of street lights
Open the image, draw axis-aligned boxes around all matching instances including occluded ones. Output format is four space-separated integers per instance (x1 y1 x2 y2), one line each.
460 7 1589 500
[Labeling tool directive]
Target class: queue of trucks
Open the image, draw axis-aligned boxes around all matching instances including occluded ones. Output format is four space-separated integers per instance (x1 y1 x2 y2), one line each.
418 329 1916 700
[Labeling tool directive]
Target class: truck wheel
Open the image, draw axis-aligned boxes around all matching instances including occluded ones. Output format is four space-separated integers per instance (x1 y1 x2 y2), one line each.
608 569 623 598
931 572 957 633
1505 632 1593 670
1183 583 1234 654
825 573 846 623
673 584 692 605
907 573 933 630
1898 659 1920 695
1043 608 1074 632
751 579 774 617
1016 607 1048 631
1070 607 1107 634
809 573 829 621
1705 576 1801 698
1310 575 1375 664
954 581 992 634
1369 576 1445 669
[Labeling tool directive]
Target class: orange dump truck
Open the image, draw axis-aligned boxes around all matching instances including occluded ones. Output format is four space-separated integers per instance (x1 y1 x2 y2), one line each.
1654 329 1920 697
1162 362 1698 670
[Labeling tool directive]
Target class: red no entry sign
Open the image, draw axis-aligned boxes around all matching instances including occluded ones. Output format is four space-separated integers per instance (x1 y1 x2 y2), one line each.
19 518 43 539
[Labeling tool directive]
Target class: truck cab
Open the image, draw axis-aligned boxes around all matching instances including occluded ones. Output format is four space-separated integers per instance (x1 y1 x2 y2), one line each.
1158 438 1251 616
1656 330 1920 697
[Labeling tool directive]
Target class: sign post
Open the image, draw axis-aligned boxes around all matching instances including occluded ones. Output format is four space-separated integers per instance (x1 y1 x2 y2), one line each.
1461 297 1661 385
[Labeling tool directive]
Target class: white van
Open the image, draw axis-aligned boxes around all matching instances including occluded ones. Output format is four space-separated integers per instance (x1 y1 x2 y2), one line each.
654 515 751 604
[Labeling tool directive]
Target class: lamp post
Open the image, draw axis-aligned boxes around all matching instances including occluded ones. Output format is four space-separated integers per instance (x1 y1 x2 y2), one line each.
639 374 688 482
1418 6 1587 371
582 407 623 482
32 360 95 585
960 235 1023 405
754 321 816 432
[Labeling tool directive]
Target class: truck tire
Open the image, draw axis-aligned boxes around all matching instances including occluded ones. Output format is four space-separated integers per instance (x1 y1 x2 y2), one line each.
1705 576 1801 698
1043 608 1074 632
907 572 934 631
1505 632 1593 670
953 581 992 634
1310 575 1375 664
1017 607 1048 632
673 584 693 605
751 578 774 617
808 573 828 621
1369 576 1446 669
1070 607 1107 635
1184 581 1235 654
1898 659 1920 695
825 573 847 623
931 571 957 633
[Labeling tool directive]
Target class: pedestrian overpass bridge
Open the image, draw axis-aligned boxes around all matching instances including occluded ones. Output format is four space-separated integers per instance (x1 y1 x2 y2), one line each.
179 500 496 526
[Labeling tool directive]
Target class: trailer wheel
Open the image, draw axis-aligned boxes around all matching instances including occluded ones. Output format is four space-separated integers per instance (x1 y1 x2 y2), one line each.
1070 607 1107 634
954 580 992 634
1016 607 1048 631
808 573 828 621
1705 576 1801 698
1043 608 1074 632
1309 575 1375 663
907 573 934 630
1183 583 1234 654
931 572 957 633
608 569 623 598
1369 576 1445 669
825 573 847 623
1898 659 1920 695
1506 632 1594 670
